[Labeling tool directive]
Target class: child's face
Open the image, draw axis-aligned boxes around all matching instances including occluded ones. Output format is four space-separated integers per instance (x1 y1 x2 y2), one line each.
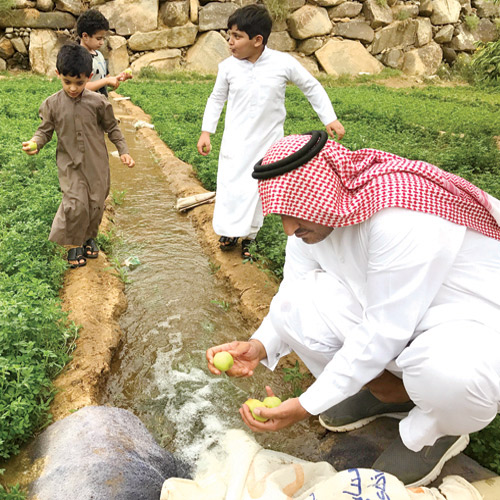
56 71 90 99
81 29 107 53
228 25 264 63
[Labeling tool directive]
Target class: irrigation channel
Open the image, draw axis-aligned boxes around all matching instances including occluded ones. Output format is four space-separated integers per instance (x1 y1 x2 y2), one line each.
102 116 329 467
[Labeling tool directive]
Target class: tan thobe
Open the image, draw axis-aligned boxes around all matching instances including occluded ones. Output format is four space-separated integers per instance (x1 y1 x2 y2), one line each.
32 89 128 245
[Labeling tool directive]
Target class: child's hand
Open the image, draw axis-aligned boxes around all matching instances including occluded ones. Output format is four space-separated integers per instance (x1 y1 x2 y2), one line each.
120 153 135 168
326 120 345 141
22 140 38 155
118 70 133 82
107 76 120 89
197 131 211 156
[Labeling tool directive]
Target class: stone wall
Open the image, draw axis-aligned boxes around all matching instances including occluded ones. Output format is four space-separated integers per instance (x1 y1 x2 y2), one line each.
0 0 499 76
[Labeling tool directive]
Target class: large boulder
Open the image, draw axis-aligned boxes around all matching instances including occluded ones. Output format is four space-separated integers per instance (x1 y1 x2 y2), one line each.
0 9 75 29
107 35 129 75
185 30 230 73
36 0 54 11
333 21 374 44
128 30 169 51
434 24 454 43
310 0 343 5
371 20 418 55
268 31 296 52
363 0 393 29
29 29 70 75
25 406 190 500
159 0 189 28
473 18 499 43
54 0 84 15
98 0 158 36
449 24 476 51
167 23 198 48
430 0 461 25
0 37 15 59
402 41 443 75
291 52 320 74
416 17 433 47
288 5 333 39
472 0 500 17
316 39 384 76
328 2 363 19
198 2 238 31
131 48 182 73
298 37 324 55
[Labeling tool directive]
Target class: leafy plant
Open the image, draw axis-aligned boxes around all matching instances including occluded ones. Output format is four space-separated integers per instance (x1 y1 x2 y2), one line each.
471 39 500 81
0 0 14 12
210 299 231 311
464 15 480 31
282 361 311 398
395 9 410 21
263 0 289 21
104 256 132 284
110 189 127 206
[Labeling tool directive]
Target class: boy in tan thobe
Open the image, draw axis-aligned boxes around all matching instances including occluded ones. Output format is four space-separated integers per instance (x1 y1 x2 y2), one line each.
22 43 134 268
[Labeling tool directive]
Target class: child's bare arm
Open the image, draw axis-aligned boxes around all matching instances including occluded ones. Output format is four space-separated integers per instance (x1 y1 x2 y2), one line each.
197 131 212 156
86 76 120 92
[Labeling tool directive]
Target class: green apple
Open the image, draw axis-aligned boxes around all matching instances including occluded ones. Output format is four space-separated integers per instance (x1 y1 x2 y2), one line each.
263 396 281 408
244 399 268 422
124 68 132 75
28 141 37 151
213 351 234 372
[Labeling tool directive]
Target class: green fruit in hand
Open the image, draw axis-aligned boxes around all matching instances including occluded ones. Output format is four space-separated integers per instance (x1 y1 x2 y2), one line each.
263 396 281 408
124 68 132 75
28 141 37 151
244 399 268 422
213 351 234 372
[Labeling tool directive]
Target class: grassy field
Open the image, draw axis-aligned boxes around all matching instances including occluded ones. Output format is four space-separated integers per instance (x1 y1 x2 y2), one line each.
0 74 499 496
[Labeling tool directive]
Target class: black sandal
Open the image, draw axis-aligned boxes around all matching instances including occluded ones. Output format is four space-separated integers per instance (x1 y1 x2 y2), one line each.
67 247 87 268
219 236 239 251
83 238 99 259
241 239 255 260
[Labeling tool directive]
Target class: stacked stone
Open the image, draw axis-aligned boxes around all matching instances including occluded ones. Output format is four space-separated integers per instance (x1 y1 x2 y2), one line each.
0 0 499 77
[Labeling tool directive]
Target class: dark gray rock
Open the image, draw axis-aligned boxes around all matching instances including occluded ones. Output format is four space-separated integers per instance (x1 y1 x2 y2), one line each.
28 406 191 500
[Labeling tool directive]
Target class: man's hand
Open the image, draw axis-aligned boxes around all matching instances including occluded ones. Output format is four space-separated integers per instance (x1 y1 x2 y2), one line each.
206 339 266 377
240 386 310 432
120 153 135 168
326 120 345 141
197 131 211 156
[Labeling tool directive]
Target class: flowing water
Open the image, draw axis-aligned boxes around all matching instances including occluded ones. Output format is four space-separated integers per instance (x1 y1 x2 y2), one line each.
103 118 327 467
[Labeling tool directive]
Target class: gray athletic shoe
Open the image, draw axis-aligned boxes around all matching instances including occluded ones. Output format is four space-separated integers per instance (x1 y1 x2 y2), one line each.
372 434 470 487
318 390 415 432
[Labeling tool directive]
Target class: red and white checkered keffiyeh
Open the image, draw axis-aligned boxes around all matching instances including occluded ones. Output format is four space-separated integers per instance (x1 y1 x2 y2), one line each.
258 134 500 241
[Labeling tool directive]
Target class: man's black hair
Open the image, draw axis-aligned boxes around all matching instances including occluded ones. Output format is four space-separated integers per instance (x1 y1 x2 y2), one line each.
227 4 272 45
77 9 110 38
56 43 93 77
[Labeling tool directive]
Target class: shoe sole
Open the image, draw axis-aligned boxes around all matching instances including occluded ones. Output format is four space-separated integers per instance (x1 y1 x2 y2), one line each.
405 434 470 488
319 411 410 432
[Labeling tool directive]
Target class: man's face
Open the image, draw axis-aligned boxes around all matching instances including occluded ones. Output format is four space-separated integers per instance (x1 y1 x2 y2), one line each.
56 71 89 99
280 215 334 244
227 25 263 62
81 29 107 53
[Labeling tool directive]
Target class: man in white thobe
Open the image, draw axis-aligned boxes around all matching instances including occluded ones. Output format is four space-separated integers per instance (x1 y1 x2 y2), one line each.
206 132 500 487
197 5 344 256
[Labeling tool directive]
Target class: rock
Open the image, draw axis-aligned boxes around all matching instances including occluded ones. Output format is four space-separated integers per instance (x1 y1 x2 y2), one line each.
381 48 404 68
291 52 320 74
198 2 238 31
419 0 434 16
107 35 129 75
288 0 306 10
473 18 499 43
298 37 324 55
166 23 198 48
29 29 70 75
0 37 15 59
26 406 190 500
328 2 363 19
434 24 454 43
287 4 332 39
98 0 158 36
0 58 6 71
11 37 27 55
13 0 36 7
268 31 296 52
310 0 344 6
185 30 230 73
449 24 476 50
371 20 418 55
0 9 76 29
391 3 419 19
416 17 433 46
131 48 182 73
272 19 288 32
159 0 189 28
129 30 169 51
402 41 443 75
442 46 457 63
363 0 393 29
430 0 461 25
36 0 53 11
472 0 500 17
190 0 199 23
316 39 384 76
55 0 84 15
334 21 374 44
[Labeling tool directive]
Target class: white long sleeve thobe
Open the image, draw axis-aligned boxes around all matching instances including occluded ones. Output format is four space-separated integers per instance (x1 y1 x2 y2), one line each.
251 208 500 450
201 47 337 237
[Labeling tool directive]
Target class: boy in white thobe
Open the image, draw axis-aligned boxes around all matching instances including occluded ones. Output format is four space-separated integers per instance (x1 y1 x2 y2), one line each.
197 5 344 258
206 133 500 487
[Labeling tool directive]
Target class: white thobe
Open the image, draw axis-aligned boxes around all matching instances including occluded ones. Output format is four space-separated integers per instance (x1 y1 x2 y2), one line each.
252 208 500 450
201 47 337 237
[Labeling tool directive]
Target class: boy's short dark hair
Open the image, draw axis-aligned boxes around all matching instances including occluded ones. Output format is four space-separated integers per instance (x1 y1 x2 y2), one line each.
77 9 110 38
56 43 93 77
227 4 272 45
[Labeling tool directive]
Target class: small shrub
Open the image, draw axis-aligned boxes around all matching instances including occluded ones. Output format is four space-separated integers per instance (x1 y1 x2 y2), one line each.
263 0 289 21
464 15 480 31
396 10 410 21
471 39 500 81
